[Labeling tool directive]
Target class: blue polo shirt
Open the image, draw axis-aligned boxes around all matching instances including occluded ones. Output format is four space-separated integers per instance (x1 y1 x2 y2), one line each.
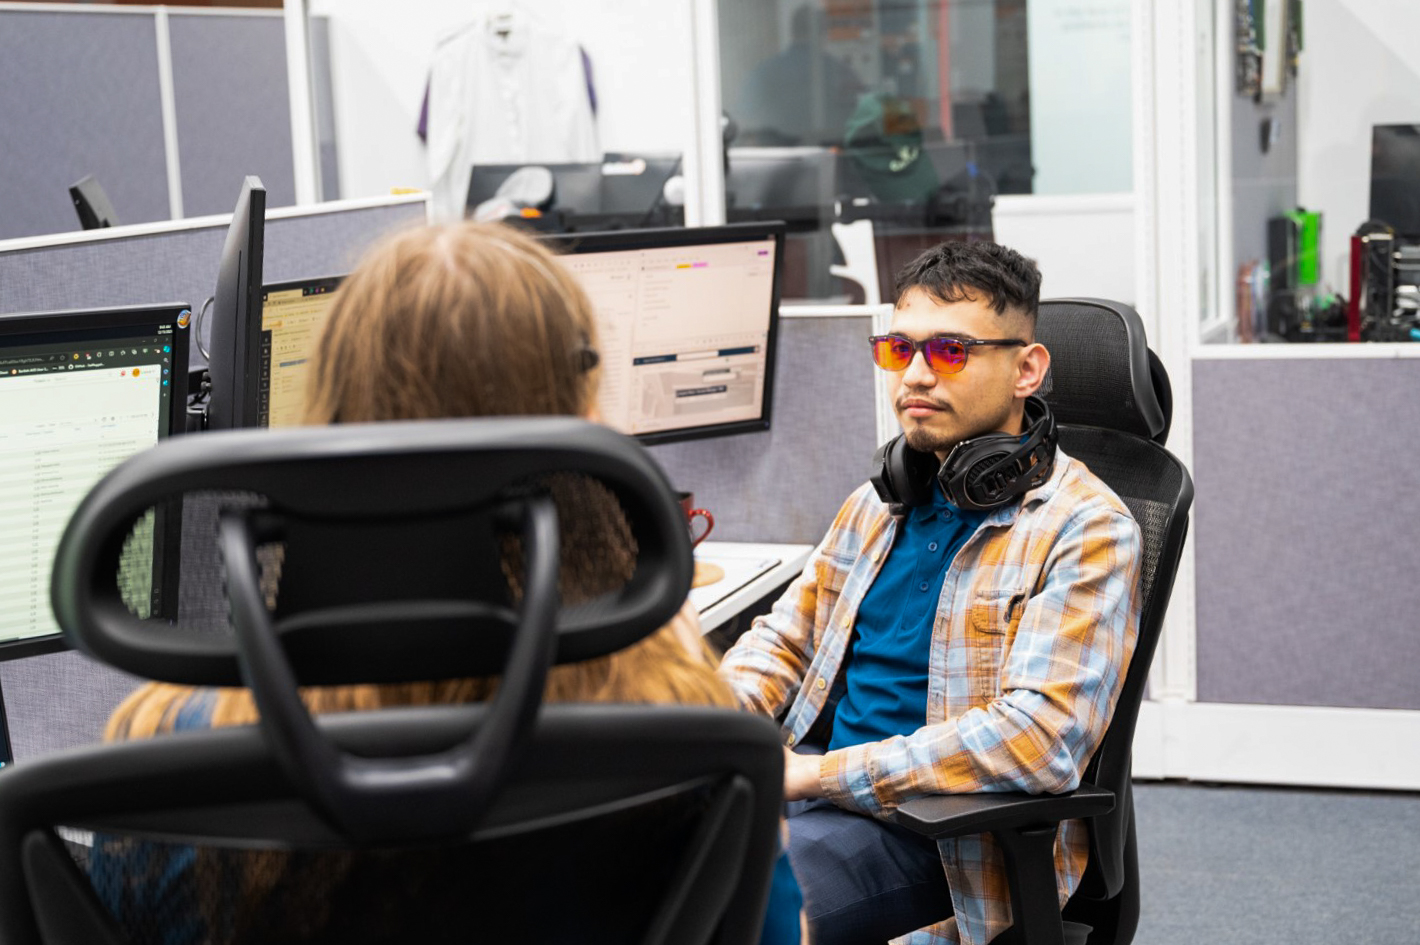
828 486 986 751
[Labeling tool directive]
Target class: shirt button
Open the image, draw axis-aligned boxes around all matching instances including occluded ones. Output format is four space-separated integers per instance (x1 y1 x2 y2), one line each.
919 581 929 592
871 551 882 563
786 733 797 746
816 678 827 690
928 542 939 552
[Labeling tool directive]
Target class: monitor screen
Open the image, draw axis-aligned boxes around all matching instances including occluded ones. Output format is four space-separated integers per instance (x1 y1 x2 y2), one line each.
546 223 784 445
0 303 190 659
207 176 266 431
1370 124 1420 240
258 276 342 428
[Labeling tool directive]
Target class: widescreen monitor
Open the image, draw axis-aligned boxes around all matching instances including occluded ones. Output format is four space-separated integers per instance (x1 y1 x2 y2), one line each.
467 153 682 230
257 275 342 428
725 146 836 230
1370 124 1420 241
545 223 784 445
0 303 189 661
207 176 266 430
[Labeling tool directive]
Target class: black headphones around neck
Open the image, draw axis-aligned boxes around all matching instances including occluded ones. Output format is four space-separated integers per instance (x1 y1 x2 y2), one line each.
870 394 1058 514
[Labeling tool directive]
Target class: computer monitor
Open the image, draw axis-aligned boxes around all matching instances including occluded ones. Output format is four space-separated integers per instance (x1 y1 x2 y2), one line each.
257 275 342 427
0 303 189 661
545 223 784 445
466 154 682 230
206 176 266 431
69 174 120 230
1370 124 1420 241
725 147 836 230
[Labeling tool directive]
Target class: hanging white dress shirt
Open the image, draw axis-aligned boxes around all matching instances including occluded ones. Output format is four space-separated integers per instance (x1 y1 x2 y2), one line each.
426 8 600 221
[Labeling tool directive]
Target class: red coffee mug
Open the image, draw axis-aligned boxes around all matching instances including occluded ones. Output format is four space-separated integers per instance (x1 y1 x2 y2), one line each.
676 491 715 547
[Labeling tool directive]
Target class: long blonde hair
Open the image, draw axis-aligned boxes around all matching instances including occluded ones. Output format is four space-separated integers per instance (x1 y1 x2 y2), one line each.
108 222 732 741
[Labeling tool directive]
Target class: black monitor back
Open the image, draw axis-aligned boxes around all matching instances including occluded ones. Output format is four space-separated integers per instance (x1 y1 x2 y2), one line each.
69 175 120 230
206 177 266 431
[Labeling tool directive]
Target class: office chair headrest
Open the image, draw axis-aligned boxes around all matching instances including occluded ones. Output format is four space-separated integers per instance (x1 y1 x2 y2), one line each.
51 417 693 688
1035 298 1171 446
52 418 701 843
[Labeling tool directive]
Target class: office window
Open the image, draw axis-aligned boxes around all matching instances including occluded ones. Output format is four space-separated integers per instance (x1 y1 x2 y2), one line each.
718 0 1134 305
1216 1 1420 344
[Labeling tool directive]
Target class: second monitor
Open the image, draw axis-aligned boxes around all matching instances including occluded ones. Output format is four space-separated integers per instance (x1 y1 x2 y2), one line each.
546 222 785 445
257 276 342 428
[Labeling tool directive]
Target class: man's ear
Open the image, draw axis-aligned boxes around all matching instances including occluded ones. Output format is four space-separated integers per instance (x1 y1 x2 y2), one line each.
1014 342 1050 398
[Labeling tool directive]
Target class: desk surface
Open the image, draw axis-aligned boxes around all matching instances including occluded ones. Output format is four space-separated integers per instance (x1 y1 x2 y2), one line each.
691 541 813 634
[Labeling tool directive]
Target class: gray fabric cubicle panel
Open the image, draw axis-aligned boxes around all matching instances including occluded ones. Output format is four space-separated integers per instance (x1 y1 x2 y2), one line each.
0 200 428 368
0 11 171 241
649 314 878 546
0 651 143 760
168 14 296 217
0 200 426 760
1192 357 1420 711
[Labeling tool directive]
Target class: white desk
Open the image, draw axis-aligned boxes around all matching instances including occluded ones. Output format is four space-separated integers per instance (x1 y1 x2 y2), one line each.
690 541 813 635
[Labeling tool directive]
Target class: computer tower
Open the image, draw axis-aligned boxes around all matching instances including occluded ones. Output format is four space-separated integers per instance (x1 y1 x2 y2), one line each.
1348 228 1395 342
1267 216 1299 338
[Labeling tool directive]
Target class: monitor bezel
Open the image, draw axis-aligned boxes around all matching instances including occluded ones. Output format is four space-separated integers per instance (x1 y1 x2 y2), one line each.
543 222 786 447
0 302 192 662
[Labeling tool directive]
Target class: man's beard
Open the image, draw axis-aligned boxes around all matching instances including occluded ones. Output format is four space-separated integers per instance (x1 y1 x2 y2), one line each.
903 425 958 456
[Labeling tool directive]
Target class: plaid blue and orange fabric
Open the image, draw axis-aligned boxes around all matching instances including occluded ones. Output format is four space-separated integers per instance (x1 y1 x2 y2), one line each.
719 449 1142 945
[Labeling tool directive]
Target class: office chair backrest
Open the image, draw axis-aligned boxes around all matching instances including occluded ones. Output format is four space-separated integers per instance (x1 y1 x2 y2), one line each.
1036 300 1194 908
13 417 785 945
1036 298 1171 446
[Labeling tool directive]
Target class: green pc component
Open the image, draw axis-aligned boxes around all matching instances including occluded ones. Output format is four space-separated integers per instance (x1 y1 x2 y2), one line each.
1286 209 1321 285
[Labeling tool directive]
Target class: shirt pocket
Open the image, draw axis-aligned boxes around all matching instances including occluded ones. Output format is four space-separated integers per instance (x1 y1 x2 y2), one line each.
965 589 1025 700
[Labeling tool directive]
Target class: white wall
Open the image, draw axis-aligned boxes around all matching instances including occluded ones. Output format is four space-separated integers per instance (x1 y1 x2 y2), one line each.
1296 0 1420 290
309 0 697 201
1026 0 1133 195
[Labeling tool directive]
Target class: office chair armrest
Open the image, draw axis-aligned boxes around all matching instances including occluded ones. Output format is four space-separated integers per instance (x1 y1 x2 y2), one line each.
891 784 1115 839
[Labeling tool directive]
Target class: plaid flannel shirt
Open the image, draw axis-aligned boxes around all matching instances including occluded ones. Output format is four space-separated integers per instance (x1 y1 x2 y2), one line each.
719 449 1142 945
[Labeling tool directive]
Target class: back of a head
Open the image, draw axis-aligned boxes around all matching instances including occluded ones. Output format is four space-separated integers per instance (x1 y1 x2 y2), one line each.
304 222 600 425
894 240 1042 335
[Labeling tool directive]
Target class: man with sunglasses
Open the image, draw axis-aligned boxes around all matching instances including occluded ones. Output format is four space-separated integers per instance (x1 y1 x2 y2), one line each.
719 241 1142 945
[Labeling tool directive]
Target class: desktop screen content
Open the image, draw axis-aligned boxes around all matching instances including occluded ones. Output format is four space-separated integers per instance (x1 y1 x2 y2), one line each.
0 307 187 647
258 277 341 428
552 232 780 442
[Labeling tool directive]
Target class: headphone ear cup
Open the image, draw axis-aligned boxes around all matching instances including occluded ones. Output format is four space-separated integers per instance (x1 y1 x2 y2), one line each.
938 395 1059 510
871 435 940 511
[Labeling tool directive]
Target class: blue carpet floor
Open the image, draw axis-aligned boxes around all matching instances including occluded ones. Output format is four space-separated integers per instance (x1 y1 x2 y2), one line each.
1133 781 1420 944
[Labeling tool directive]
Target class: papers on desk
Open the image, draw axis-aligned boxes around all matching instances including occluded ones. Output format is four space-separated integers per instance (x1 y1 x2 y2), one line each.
688 552 781 613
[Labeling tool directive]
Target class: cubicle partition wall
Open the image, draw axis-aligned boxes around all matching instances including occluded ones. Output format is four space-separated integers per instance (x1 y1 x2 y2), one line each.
1130 347 1420 791
0 194 429 762
0 195 428 370
0 5 336 241
649 308 887 546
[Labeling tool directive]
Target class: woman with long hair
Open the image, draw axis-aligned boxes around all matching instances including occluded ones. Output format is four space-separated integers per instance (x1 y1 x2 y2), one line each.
99 222 803 944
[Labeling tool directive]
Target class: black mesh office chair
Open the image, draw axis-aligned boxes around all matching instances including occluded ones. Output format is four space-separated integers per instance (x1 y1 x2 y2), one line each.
892 299 1194 945
0 417 784 945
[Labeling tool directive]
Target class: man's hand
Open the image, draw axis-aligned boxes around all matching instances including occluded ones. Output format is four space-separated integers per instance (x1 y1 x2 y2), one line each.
783 746 825 801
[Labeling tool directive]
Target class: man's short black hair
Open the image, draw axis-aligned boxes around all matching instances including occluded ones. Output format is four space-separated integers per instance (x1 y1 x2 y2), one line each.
894 241 1042 328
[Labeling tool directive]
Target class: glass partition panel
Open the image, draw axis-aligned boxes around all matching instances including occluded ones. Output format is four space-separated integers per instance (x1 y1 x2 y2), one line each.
718 1 1133 305
1216 1 1420 344
718 0 1031 303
